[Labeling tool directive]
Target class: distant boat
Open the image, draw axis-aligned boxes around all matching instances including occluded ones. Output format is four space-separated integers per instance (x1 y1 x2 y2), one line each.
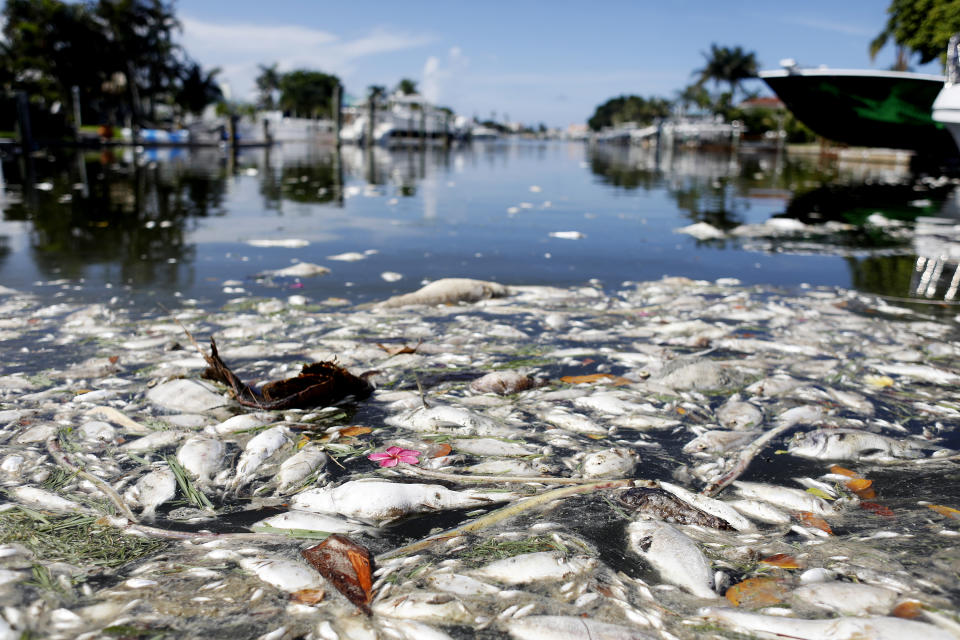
760 61 956 155
932 35 960 153
340 92 455 146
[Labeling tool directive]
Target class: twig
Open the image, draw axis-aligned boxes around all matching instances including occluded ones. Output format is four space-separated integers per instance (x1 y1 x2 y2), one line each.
46 438 140 523
376 478 643 561
701 413 813 497
96 516 292 542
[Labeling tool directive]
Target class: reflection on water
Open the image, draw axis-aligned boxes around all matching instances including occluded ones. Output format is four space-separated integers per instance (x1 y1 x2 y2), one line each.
0 140 957 313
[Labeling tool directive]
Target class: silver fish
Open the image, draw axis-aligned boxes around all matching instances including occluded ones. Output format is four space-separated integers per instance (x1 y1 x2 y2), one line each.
698 607 956 640
626 520 717 599
788 429 923 460
176 436 225 483
134 466 176 518
232 425 290 487
683 429 759 454
732 481 835 516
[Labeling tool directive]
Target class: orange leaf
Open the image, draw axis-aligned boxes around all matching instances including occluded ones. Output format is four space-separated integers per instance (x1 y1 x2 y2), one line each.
854 487 877 500
429 443 453 458
302 534 374 615
676 407 687 415
760 553 803 569
377 340 423 356
796 512 833 535
892 601 923 619
561 373 615 384
290 588 326 605
927 504 960 519
859 501 894 517
339 426 372 437
725 577 788 607
845 478 872 492
829 465 859 478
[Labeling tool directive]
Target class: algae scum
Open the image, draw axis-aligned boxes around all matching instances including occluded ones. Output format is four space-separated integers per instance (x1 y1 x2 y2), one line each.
0 276 959 639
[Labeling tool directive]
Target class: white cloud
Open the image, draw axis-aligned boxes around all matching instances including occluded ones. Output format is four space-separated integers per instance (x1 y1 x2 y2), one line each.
179 16 435 102
420 45 469 106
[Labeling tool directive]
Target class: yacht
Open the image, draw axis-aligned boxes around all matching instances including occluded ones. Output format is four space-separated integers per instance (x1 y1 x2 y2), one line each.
932 34 960 153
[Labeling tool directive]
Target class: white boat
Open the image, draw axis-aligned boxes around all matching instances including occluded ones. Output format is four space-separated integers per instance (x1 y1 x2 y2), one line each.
340 92 454 146
932 34 960 153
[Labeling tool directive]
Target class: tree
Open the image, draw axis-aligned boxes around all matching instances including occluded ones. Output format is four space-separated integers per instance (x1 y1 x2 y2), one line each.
396 78 418 95
676 83 713 114
695 44 758 103
256 63 280 110
588 95 672 131
870 0 960 67
176 62 221 116
278 70 341 118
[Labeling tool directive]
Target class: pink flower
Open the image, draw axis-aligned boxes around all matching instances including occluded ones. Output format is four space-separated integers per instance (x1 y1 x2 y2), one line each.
368 446 421 468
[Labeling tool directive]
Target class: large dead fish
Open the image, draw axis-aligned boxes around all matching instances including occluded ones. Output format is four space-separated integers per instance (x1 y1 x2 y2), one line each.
698 607 955 640
618 487 734 531
291 480 517 524
788 428 924 460
626 520 718 599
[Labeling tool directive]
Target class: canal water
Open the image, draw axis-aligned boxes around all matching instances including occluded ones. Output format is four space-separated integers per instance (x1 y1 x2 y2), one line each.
0 141 957 314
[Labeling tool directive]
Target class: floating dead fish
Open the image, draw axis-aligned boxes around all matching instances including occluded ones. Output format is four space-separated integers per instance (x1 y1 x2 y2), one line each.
697 607 956 640
121 430 189 453
792 582 898 615
10 486 95 514
176 436 225 483
542 408 606 435
715 399 763 430
276 444 329 491
618 487 734 530
627 520 717 598
728 499 792 525
470 371 537 395
683 429 759 454
231 425 290 488
472 552 596 584
254 510 377 535
788 429 924 460
239 556 325 593
374 278 509 308
385 405 516 437
372 590 474 624
506 615 657 640
130 466 176 518
732 481 835 516
291 480 517 524
582 448 640 478
658 481 754 531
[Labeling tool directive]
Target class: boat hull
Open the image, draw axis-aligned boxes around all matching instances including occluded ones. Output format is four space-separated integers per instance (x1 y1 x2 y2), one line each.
760 70 957 155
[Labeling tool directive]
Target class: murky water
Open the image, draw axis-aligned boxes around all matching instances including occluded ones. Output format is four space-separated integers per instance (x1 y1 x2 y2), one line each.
2 141 957 314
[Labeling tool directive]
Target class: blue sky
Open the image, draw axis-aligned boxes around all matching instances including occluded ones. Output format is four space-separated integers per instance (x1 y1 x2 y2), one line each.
175 0 943 127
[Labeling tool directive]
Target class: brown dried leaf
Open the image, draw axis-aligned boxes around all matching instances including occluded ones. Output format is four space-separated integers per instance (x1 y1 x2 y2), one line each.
429 443 453 458
338 426 372 437
290 588 326 605
302 534 373 615
559 373 632 385
760 553 803 569
725 577 788 607
377 340 423 356
892 601 924 619
861 502 895 517
928 504 960 519
796 511 833 535
829 465 859 478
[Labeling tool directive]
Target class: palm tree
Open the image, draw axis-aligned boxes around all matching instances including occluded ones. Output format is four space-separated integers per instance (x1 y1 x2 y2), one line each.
695 44 758 103
177 62 221 116
256 63 280 110
396 78 418 95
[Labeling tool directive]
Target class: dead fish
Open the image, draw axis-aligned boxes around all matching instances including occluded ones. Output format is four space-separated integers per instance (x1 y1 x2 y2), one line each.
619 487 733 530
385 405 516 437
542 408 607 435
121 430 189 453
254 510 377 535
582 448 640 478
506 615 656 639
239 556 324 593
470 371 536 395
792 582 898 615
627 520 718 598
697 607 956 640
715 400 763 430
472 551 596 584
683 429 759 454
788 429 924 460
276 444 328 491
133 466 176 518
728 499 791 525
10 486 94 514
372 591 474 624
373 278 509 308
732 481 835 516
658 481 754 532
232 425 290 488
291 480 517 524
176 436 225 483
